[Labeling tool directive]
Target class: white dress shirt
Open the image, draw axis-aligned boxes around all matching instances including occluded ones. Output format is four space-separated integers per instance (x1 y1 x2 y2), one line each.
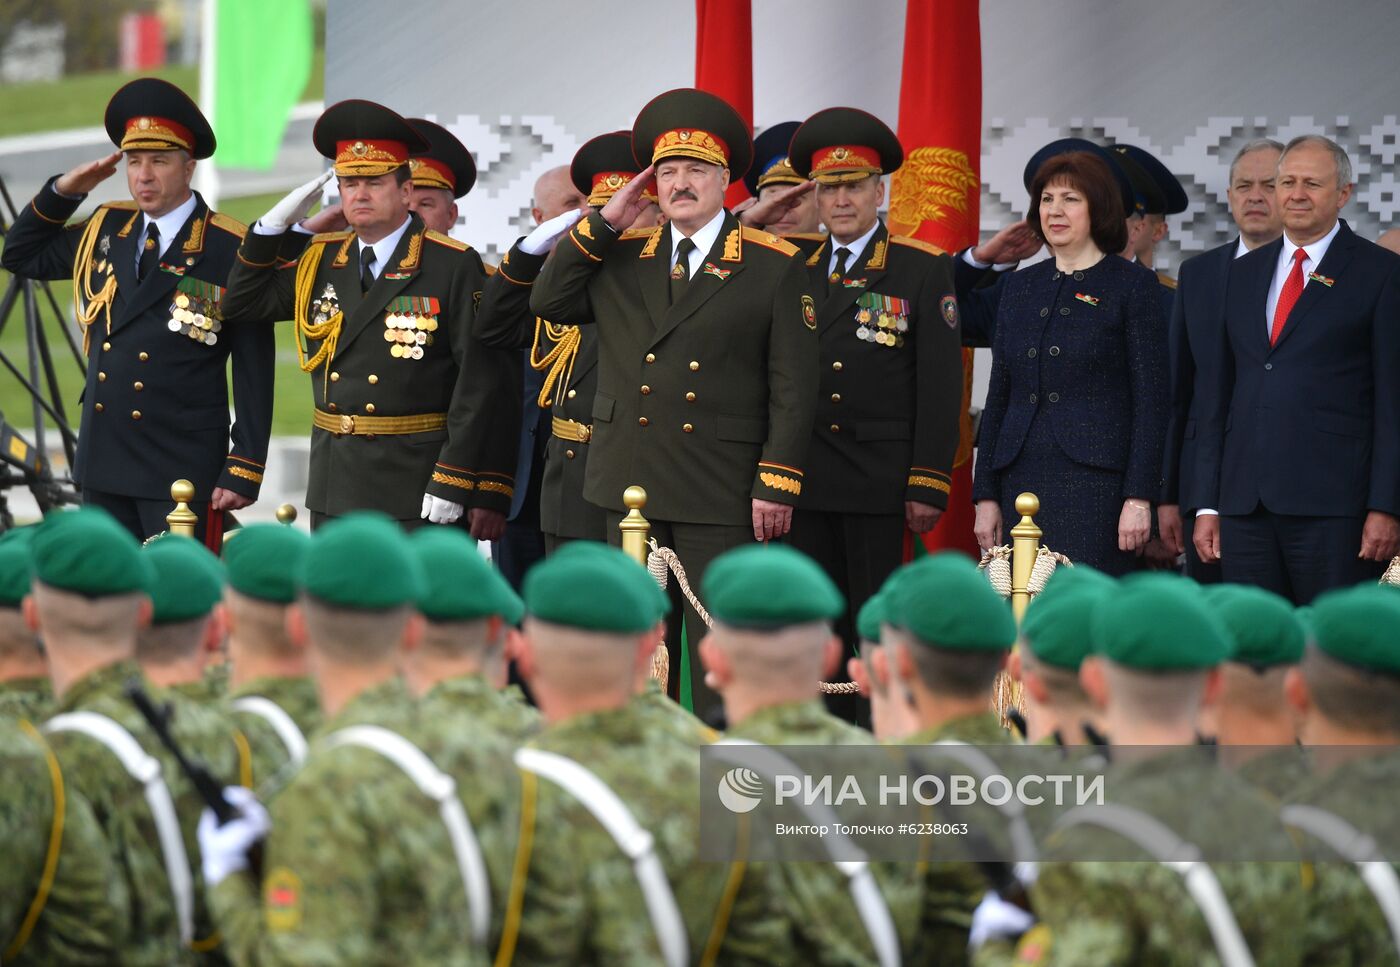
137 192 198 268
1264 219 1341 333
356 216 413 281
827 219 882 277
668 208 726 278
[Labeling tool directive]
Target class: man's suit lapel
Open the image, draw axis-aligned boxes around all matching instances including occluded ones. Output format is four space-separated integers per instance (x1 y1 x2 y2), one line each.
1270 222 1357 354
1242 237 1283 354
113 195 209 331
336 216 424 355
816 223 890 334
650 212 747 347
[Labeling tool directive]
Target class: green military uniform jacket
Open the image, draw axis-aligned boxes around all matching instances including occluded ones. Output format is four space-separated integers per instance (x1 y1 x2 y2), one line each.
505 703 785 964
792 225 965 511
224 216 519 521
909 711 1017 746
420 672 540 746
0 180 275 502
0 719 127 965
628 677 716 746
226 675 322 792
0 676 53 721
531 210 818 525
213 678 484 966
477 239 608 540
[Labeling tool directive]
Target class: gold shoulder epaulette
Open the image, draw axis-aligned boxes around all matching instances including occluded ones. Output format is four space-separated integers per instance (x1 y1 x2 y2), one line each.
425 230 469 252
1156 271 1178 290
311 230 353 245
890 235 947 257
784 232 827 242
741 226 799 256
100 200 139 211
483 261 498 276
208 212 247 238
620 226 661 241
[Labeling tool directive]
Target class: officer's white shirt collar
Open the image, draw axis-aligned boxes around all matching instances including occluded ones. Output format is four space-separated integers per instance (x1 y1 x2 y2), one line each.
827 219 882 276
138 192 198 264
357 216 413 280
668 208 726 277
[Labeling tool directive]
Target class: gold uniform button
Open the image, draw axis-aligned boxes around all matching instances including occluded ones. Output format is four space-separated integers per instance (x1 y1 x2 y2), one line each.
566 389 576 399
683 423 693 433
638 417 649 427
365 404 375 414
94 403 104 413
685 392 696 402
645 353 656 364
640 385 651 395
831 393 841 403
139 352 149 362
97 371 106 382
102 341 111 351
328 403 338 412
566 449 576 459
131 410 141 420
832 361 843 371
368 374 379 385
689 360 700 371
330 372 340 382
133 381 143 391
830 423 841 433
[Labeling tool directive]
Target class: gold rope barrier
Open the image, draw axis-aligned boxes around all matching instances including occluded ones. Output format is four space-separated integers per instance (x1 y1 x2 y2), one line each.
618 487 668 685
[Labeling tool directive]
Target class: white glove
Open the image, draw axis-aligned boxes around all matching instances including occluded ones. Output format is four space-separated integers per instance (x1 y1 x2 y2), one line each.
258 170 334 233
196 786 270 887
520 208 586 256
968 890 1036 949
421 493 464 525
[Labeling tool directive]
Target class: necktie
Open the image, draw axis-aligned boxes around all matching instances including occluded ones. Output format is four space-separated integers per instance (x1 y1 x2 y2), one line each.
1270 248 1308 346
360 246 377 294
670 237 696 304
137 222 160 282
829 246 851 294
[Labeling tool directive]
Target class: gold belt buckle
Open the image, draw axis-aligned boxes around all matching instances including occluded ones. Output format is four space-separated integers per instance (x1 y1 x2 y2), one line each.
338 414 355 435
579 423 592 442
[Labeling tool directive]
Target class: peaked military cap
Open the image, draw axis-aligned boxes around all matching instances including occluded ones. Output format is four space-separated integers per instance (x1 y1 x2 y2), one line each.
298 512 422 610
410 527 523 625
105 77 216 159
223 523 311 605
1021 565 1115 670
1308 584 1400 676
744 121 804 196
1023 137 1139 218
524 541 668 633
572 131 655 208
30 507 154 598
703 543 843 630
631 88 753 178
407 118 477 198
1112 144 1188 215
883 552 1017 651
143 535 226 624
1204 584 1304 668
313 100 428 178
789 107 904 184
1090 573 1230 670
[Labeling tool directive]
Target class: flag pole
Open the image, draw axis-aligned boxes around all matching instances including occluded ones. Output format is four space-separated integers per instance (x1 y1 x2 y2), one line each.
193 0 220 209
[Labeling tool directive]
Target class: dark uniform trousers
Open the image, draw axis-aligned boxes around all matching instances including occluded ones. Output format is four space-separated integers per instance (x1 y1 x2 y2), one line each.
785 225 964 722
222 214 519 526
531 211 819 725
0 180 276 543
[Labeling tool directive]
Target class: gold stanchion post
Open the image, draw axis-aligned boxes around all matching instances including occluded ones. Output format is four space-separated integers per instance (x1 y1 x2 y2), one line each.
1008 492 1042 623
166 480 198 538
619 486 651 566
276 504 298 526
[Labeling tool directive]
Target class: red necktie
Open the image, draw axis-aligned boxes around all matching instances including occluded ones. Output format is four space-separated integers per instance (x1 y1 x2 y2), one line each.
1270 248 1308 346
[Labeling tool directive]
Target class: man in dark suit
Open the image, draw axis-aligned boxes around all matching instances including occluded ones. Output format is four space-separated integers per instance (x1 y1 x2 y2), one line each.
1158 139 1283 581
1 78 274 545
1195 135 1400 603
530 89 818 720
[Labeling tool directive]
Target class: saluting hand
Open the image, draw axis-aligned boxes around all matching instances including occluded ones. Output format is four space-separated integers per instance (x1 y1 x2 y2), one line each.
600 165 656 232
736 181 816 229
299 202 348 235
972 220 1042 265
55 151 123 197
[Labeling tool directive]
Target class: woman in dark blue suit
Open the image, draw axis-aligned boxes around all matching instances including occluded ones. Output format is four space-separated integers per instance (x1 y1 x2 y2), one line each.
969 150 1168 574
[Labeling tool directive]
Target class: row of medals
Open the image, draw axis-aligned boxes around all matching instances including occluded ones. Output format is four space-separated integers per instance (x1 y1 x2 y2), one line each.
168 292 221 345
856 307 906 348
383 312 436 360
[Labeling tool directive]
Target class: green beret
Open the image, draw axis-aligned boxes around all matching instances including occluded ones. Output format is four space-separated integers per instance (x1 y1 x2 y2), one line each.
856 592 885 644
883 552 1016 651
299 513 421 610
30 508 153 597
524 541 667 633
410 527 523 625
1020 565 1115 668
703 544 843 630
0 528 34 607
1090 573 1229 670
1308 584 1400 675
143 535 226 624
1204 584 1304 667
223 524 310 604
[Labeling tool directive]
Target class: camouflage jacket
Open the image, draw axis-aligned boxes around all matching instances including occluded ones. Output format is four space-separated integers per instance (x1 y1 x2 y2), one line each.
0 677 53 722
629 677 718 747
226 675 322 793
420 672 541 745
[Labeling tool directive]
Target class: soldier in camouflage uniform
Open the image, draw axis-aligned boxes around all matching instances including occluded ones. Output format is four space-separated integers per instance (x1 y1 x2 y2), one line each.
0 530 52 721
203 514 485 965
500 541 785 964
1285 585 1400 967
220 525 321 788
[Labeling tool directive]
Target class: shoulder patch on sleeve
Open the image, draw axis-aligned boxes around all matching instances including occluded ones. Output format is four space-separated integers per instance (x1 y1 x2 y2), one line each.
1156 270 1178 290
741 226 799 256
890 234 947 257
100 200 139 211
310 230 353 245
620 226 663 242
425 229 469 252
264 867 303 932
208 212 248 238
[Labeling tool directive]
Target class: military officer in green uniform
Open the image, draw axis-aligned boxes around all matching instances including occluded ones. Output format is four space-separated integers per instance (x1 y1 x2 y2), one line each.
778 109 965 680
738 121 821 237
223 100 516 537
0 530 52 720
0 79 275 545
476 131 660 550
530 89 818 719
203 513 487 966
500 541 785 964
221 524 322 788
405 117 477 236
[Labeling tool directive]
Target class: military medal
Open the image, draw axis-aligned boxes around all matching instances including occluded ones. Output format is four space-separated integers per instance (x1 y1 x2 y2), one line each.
167 277 226 346
856 325 871 341
99 235 111 256
383 296 440 361
856 308 872 324
853 292 911 348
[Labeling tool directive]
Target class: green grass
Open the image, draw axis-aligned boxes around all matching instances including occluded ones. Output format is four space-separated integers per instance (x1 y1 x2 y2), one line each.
0 51 324 139
1 190 316 440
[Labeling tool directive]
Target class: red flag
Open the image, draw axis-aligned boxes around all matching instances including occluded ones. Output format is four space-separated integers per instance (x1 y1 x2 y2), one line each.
694 0 752 208
887 0 983 559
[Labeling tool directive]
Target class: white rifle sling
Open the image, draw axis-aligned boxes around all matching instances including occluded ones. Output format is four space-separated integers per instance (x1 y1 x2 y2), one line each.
514 746 689 967
323 725 490 945
1281 804 1400 956
43 712 195 944
230 696 308 766
1054 802 1255 967
928 740 1039 864
712 738 901 967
